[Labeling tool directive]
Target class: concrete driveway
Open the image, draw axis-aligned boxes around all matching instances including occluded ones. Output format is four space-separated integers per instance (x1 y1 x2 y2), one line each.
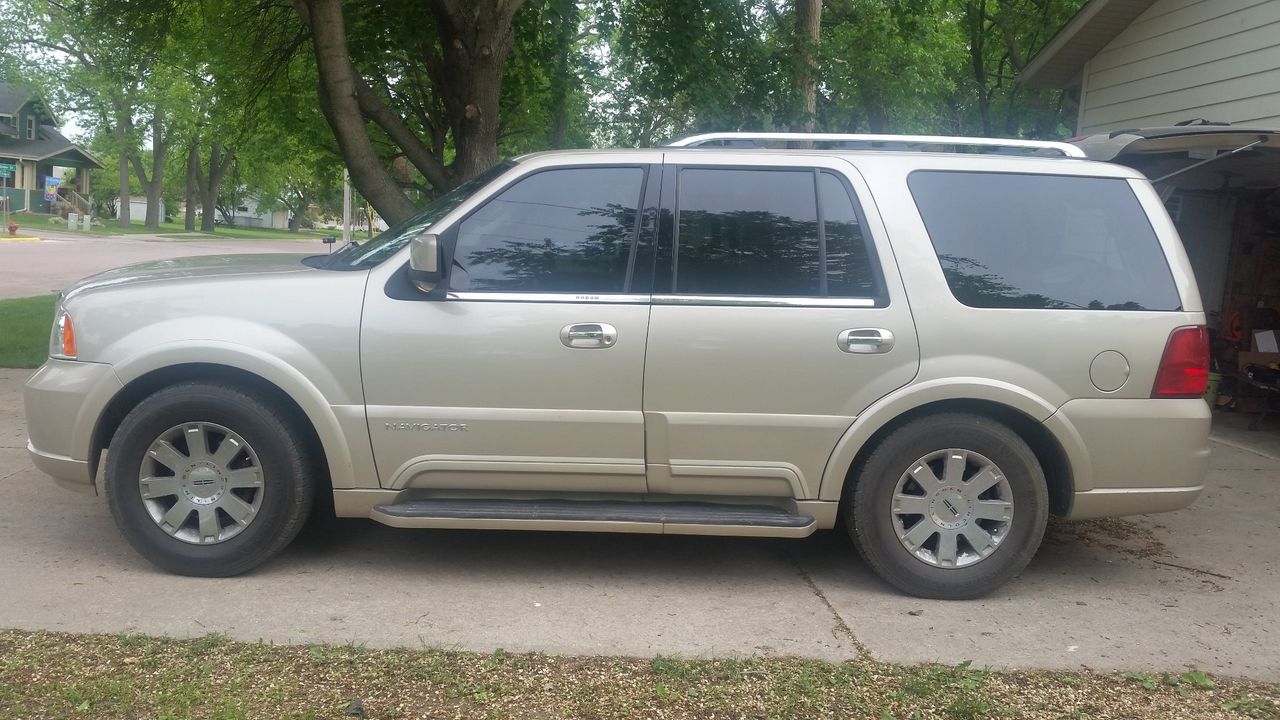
0 229 322 299
1 369 1277 681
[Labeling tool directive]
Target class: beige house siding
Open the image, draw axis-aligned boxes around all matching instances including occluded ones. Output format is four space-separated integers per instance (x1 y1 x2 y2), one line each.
1077 0 1280 133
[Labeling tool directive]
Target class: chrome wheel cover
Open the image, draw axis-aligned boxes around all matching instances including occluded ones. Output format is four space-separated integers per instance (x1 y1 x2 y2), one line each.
891 448 1014 569
137 422 264 545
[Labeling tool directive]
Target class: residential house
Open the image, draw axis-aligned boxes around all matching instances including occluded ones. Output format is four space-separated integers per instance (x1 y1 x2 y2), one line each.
1021 0 1280 342
0 83 104 214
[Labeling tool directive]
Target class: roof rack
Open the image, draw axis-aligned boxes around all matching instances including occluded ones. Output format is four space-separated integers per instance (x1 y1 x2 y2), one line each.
665 132 1087 158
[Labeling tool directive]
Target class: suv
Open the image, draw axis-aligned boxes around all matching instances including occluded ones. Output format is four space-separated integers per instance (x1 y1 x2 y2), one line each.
23 132 1211 599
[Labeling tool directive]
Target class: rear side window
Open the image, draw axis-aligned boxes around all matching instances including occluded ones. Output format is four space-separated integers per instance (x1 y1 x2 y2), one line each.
453 166 644 293
908 171 1181 311
674 168 879 298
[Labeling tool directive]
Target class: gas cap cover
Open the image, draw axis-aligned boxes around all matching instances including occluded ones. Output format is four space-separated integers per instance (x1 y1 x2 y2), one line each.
1090 350 1130 392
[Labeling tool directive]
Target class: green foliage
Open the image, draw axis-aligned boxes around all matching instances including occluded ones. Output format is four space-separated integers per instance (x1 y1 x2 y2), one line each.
1126 672 1159 691
5 0 1091 226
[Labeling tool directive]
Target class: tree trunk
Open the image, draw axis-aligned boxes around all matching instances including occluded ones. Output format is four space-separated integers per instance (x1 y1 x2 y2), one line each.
428 0 524 183
967 0 992 136
793 0 822 132
862 89 889 133
130 112 166 229
184 137 198 231
293 0 419 225
146 112 165 228
114 106 132 229
199 141 225 233
547 0 577 149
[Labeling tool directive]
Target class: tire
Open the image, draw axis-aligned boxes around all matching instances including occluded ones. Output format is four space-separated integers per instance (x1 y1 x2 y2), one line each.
847 413 1048 599
105 382 316 577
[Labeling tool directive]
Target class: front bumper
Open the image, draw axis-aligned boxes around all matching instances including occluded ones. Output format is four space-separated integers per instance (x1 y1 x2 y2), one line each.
23 359 122 492
1047 398 1211 519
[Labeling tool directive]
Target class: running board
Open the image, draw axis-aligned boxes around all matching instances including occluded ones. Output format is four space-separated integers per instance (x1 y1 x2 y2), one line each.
370 499 816 537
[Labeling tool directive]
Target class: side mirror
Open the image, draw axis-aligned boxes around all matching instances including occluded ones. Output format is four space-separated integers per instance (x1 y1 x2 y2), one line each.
408 233 444 293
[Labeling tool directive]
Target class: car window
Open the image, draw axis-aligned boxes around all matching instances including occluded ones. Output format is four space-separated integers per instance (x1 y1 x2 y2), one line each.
673 168 879 298
322 162 514 270
819 172 878 298
908 171 1181 311
451 166 645 293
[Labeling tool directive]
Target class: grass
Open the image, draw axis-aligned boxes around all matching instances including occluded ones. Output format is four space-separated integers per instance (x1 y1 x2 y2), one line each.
14 212 332 240
0 629 1276 720
0 294 56 368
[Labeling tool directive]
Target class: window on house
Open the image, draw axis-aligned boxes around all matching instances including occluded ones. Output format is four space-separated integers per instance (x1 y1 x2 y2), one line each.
26 117 35 140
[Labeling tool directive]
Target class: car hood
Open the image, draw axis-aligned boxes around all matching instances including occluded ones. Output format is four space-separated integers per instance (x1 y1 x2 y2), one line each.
62 253 318 301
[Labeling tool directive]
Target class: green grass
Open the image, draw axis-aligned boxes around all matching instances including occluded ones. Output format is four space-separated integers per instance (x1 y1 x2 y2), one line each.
16 213 331 240
0 294 56 368
1 629 1275 720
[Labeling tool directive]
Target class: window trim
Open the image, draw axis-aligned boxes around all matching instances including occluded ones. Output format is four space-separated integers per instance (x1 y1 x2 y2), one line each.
25 116 35 140
661 164 888 306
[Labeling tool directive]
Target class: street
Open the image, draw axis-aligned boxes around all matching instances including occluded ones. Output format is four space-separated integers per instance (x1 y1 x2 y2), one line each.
1 369 1277 682
0 229 321 299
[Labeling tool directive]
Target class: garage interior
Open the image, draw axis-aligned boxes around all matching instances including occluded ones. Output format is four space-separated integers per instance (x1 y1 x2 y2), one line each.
1095 127 1280 431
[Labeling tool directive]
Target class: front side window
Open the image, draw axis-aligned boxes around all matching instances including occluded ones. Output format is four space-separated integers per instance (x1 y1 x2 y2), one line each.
908 171 1181 311
321 162 515 270
26 117 35 140
674 168 879 298
452 166 645 293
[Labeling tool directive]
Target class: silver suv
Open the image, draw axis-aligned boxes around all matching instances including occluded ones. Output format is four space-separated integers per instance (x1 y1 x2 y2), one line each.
23 133 1211 599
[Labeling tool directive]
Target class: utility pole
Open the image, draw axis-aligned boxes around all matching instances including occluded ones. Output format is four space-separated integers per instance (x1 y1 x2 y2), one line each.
342 168 351 245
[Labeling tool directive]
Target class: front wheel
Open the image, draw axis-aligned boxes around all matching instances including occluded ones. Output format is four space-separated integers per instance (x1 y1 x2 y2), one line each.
847 413 1048 599
105 382 315 576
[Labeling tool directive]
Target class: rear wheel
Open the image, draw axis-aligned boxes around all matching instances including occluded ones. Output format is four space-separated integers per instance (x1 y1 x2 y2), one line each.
847 413 1048 599
105 382 315 576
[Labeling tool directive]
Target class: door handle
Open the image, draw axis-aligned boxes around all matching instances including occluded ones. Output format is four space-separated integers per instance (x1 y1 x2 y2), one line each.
560 323 618 349
838 328 895 354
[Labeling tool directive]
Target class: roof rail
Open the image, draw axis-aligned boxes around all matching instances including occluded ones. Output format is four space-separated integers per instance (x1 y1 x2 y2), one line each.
665 132 1087 158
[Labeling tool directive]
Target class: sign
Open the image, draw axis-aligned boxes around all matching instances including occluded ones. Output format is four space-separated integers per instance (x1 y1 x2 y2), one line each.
0 163 14 178
44 175 61 202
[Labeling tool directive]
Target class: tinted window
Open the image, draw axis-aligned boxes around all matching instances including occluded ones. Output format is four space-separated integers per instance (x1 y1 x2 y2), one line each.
453 167 644 293
674 169 879 297
909 171 1181 311
819 172 878 297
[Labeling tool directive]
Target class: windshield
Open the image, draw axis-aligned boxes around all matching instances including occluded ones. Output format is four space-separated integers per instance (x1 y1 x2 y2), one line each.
321 161 516 269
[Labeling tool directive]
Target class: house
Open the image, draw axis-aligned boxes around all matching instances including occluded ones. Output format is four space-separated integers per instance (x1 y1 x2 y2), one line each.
116 195 164 222
229 194 291 231
0 83 104 214
1020 0 1280 348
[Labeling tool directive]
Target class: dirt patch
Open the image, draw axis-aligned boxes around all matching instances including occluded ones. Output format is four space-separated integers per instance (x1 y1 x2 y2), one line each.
1043 516 1170 560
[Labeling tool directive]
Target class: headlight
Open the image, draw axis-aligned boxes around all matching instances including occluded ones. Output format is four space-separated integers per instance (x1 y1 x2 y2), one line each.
49 300 77 360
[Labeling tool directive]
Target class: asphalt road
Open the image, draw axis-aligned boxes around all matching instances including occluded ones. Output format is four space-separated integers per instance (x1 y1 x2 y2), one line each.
0 229 320 299
1 368 1278 681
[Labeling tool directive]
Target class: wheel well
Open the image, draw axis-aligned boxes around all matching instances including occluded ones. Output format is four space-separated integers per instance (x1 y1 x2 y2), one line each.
841 399 1074 518
90 363 331 498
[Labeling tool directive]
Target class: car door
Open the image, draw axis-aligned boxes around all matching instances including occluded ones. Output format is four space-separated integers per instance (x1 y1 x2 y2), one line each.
642 154 920 499
361 160 660 492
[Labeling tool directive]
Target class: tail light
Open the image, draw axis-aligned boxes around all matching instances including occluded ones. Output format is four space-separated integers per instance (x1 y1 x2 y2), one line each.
1151 325 1208 398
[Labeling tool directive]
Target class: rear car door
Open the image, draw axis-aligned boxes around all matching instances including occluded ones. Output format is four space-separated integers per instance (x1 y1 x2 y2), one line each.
642 154 920 499
360 160 659 492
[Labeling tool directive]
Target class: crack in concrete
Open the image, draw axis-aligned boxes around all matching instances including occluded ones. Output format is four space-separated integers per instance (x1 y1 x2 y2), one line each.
789 554 867 660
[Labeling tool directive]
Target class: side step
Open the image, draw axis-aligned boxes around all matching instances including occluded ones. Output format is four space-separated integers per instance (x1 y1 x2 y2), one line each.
370 499 816 537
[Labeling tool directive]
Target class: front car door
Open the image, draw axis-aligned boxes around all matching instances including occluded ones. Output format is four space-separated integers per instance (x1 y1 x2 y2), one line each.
360 154 661 493
642 153 920 500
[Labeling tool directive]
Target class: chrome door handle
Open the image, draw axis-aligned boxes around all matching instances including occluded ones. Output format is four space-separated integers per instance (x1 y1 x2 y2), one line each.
560 323 618 349
838 328 895 354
